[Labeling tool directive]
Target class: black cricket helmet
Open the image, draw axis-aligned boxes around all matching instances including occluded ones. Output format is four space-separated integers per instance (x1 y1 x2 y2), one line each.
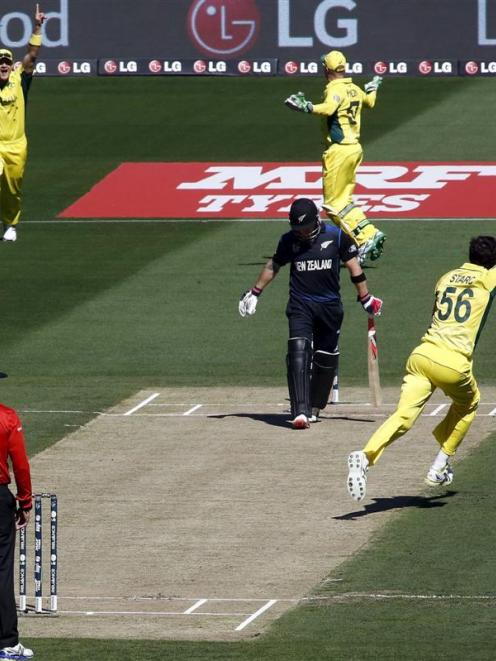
289 198 322 242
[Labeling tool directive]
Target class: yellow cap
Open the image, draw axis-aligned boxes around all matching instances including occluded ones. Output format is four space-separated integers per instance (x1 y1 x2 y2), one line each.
321 50 346 72
0 48 13 62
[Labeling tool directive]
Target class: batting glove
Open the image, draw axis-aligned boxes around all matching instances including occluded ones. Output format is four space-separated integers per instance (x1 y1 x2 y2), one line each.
364 76 383 93
284 91 313 113
358 293 383 316
239 287 262 317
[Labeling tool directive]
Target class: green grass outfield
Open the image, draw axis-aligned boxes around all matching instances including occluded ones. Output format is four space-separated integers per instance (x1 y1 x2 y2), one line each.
6 76 496 659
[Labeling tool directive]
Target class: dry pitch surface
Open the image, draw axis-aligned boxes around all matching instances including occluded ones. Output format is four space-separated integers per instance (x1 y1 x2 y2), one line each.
18 386 496 640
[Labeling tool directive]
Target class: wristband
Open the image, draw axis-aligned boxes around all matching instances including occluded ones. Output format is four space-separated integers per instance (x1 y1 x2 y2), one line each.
251 287 262 296
29 33 42 47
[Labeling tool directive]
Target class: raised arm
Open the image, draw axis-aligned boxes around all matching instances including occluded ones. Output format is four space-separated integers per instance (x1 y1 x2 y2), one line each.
22 3 45 74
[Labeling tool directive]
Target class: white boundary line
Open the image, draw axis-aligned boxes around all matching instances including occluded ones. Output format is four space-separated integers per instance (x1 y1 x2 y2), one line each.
235 599 278 631
123 393 160 416
23 217 496 224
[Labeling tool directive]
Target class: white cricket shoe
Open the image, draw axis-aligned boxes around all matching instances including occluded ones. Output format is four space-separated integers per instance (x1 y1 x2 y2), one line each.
424 464 454 487
2 226 17 242
291 414 310 429
0 642 34 659
347 451 369 501
309 407 320 423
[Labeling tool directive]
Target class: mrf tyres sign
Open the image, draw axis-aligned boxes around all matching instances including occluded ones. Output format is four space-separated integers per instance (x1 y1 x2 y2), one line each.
59 162 496 219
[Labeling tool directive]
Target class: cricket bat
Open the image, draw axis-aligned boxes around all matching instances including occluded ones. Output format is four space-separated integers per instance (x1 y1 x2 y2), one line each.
367 317 382 407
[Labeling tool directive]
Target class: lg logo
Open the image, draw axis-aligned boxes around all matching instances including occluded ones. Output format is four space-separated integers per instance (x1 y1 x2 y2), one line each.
188 0 260 57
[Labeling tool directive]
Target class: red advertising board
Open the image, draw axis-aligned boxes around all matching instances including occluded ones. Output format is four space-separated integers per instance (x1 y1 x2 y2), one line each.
59 162 496 219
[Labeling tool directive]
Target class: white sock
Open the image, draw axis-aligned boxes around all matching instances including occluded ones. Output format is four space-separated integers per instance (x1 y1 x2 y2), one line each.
432 450 450 471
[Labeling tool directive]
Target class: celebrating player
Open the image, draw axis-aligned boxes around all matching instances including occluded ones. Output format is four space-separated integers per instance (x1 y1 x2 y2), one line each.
347 236 496 501
0 3 45 242
239 198 383 429
285 50 385 263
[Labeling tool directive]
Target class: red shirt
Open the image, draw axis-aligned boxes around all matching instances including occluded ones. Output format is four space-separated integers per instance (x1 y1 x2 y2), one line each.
0 404 32 510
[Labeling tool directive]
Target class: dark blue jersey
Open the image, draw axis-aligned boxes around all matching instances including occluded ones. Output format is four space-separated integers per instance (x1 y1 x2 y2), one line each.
273 223 357 303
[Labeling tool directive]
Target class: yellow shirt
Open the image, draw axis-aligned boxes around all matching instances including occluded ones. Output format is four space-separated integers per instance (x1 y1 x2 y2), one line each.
311 77 376 146
0 66 30 143
420 263 496 361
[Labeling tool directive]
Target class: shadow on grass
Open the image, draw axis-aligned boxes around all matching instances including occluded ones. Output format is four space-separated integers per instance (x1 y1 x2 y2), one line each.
334 490 457 520
208 412 290 428
209 412 376 428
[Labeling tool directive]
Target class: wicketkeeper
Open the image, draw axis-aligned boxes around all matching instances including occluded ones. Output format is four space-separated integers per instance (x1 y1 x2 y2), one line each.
239 198 383 429
347 236 496 501
285 50 386 263
0 3 45 243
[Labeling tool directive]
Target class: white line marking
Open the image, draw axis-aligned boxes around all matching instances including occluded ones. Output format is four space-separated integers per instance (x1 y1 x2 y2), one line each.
429 404 447 416
124 393 160 416
309 592 496 601
235 599 277 631
61 609 248 617
23 409 85 413
489 407 496 416
183 598 207 614
183 404 202 416
23 217 496 225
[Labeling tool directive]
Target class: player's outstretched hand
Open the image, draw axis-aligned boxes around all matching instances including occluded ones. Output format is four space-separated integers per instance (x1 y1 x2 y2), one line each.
239 288 261 317
359 293 383 316
284 91 313 113
364 76 383 93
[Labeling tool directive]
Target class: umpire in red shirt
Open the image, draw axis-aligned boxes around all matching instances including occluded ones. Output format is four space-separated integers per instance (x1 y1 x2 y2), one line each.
0 400 33 656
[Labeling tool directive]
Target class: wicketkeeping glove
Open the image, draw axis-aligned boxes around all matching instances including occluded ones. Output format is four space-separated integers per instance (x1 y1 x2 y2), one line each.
358 293 383 316
284 91 313 113
239 287 262 317
364 76 383 93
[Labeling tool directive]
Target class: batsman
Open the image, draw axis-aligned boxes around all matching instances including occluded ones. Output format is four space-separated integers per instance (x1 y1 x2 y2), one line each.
0 3 45 243
285 50 386 263
239 198 382 429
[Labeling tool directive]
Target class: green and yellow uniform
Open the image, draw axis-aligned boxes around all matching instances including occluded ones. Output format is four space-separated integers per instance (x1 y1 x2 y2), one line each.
0 65 32 228
364 263 496 465
311 78 377 244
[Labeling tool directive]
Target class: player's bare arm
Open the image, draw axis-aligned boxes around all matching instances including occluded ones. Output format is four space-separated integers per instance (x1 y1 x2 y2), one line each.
345 257 383 316
239 259 280 317
23 3 45 74
254 258 280 291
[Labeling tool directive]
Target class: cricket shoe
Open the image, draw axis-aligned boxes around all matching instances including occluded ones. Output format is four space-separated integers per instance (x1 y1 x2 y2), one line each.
0 642 34 659
291 414 310 429
358 230 386 263
347 451 369 501
424 464 454 487
309 407 320 423
2 226 17 242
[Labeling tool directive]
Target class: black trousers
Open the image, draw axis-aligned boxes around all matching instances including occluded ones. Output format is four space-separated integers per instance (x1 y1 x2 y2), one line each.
286 297 343 352
0 485 18 648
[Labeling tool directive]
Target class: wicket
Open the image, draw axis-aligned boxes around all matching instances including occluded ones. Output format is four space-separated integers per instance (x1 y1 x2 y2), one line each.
19 493 58 614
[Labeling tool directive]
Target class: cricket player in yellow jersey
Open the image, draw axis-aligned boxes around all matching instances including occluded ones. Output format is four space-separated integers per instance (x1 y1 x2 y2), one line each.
347 236 496 501
285 50 385 263
0 4 45 243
